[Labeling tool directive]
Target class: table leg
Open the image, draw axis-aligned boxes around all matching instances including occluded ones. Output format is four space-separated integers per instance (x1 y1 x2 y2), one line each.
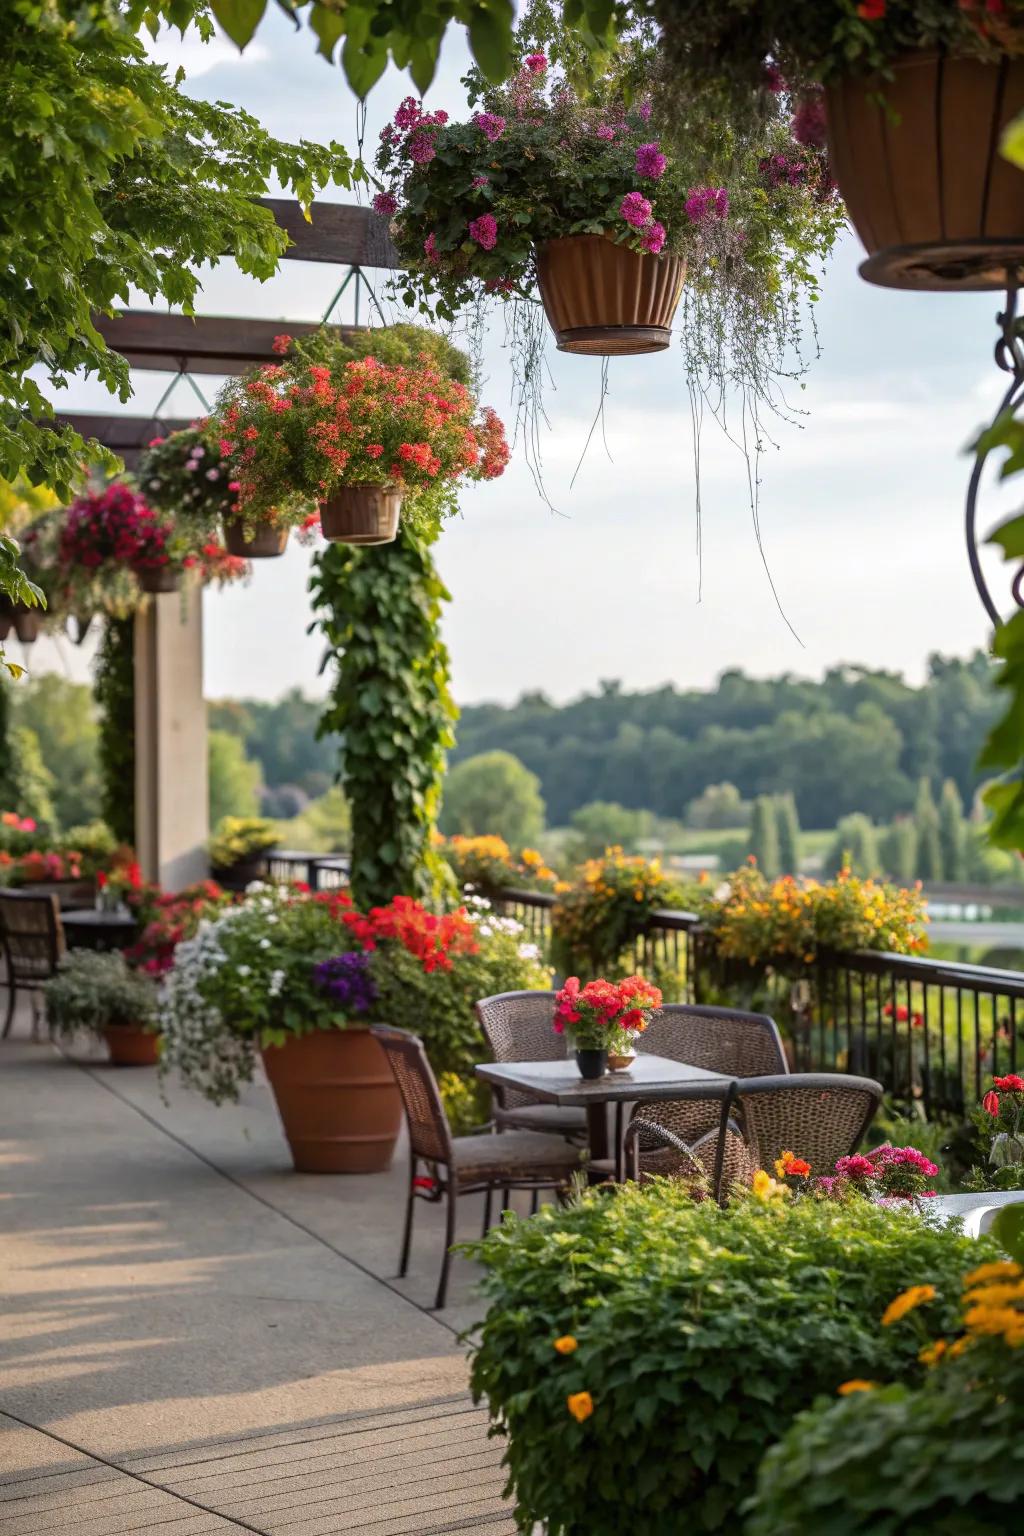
586 1102 609 1163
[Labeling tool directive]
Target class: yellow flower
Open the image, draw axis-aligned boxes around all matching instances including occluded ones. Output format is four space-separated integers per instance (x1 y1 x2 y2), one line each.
567 1391 594 1422
752 1169 789 1202
963 1303 1024 1339
918 1339 948 1367
837 1380 876 1395
948 1336 972 1358
963 1280 1024 1308
553 1335 578 1355
881 1284 937 1327
963 1260 1023 1288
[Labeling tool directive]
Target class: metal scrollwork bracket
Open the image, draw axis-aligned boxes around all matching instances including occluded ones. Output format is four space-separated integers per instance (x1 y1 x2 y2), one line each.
966 283 1024 628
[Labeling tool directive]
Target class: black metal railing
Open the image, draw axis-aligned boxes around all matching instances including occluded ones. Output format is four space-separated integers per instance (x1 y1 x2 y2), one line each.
264 851 349 892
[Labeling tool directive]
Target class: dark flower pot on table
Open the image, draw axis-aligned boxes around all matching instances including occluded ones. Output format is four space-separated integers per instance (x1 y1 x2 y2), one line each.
575 1048 608 1081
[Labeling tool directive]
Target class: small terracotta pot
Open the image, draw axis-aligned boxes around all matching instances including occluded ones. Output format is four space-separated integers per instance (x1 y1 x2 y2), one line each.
575 1048 608 1081
827 52 1024 290
12 608 41 644
319 486 402 546
223 518 290 558
535 235 686 355
138 566 179 595
261 1028 403 1174
104 1025 160 1066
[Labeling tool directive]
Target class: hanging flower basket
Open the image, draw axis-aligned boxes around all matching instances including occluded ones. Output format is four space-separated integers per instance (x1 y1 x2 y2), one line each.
535 235 686 355
12 605 41 644
222 517 290 558
319 485 402 545
829 54 1024 291
137 565 180 595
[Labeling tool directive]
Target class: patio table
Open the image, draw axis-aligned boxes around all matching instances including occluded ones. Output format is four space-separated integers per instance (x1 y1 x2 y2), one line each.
61 908 138 952
475 1054 733 1174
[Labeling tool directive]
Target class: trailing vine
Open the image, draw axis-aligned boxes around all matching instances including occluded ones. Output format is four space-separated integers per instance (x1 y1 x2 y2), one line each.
310 530 457 909
93 617 136 846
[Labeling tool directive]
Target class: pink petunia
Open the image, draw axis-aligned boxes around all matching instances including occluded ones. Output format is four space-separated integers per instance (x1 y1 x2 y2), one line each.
468 213 498 251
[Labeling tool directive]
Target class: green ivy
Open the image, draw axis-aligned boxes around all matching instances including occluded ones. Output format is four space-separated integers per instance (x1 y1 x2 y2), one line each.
94 617 136 847
310 530 457 909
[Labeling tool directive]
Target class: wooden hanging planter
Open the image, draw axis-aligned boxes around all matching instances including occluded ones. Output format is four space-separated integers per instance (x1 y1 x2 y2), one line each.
138 566 180 595
13 607 42 644
261 1029 403 1174
827 53 1024 291
223 517 290 558
535 234 686 355
319 485 402 545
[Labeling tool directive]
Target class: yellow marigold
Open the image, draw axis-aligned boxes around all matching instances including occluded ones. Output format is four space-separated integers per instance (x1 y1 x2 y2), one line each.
521 848 542 867
948 1336 972 1359
881 1284 937 1327
963 1281 1024 1308
837 1380 876 1395
918 1339 948 1367
752 1169 789 1202
963 1303 1024 1338
567 1391 594 1422
553 1335 578 1355
963 1260 1023 1288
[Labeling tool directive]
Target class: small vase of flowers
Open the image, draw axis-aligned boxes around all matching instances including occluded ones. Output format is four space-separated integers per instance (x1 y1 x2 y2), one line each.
554 974 663 1079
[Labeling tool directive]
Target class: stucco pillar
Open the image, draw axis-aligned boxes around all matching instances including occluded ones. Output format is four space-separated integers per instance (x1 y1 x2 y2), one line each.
134 588 208 889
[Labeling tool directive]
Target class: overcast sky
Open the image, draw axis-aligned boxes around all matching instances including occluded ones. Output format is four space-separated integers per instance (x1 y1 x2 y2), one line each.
25 11 1022 705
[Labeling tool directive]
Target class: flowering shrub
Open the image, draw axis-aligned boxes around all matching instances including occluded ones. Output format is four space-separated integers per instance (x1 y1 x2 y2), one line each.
551 849 693 976
554 975 662 1052
208 816 278 870
443 834 563 897
214 344 508 541
0 811 38 855
4 848 82 885
467 1180 992 1535
123 878 233 977
747 1214 1024 1535
696 864 928 973
137 424 238 540
59 483 246 599
965 1073 1024 1192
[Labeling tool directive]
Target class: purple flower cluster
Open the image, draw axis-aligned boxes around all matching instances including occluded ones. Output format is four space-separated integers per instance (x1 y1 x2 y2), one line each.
759 153 807 190
635 142 666 181
312 952 377 1016
620 191 653 230
685 186 730 225
791 93 827 150
473 111 506 143
408 133 436 165
372 191 398 216
468 213 498 251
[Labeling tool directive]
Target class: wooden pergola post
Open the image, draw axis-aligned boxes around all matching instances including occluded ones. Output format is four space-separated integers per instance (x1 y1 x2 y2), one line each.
134 589 208 888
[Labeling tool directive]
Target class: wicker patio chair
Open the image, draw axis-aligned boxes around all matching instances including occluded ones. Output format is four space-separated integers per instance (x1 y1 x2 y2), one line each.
475 990 587 1139
371 1025 587 1309
0 891 66 1039
731 1072 884 1191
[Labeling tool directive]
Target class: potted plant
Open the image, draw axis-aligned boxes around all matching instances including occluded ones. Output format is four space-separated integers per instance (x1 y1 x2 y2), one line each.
554 974 663 1078
208 816 279 890
214 345 509 546
44 949 161 1065
655 0 1024 290
136 422 275 559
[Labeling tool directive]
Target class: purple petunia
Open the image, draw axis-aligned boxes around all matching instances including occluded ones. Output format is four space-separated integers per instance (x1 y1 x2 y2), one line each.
635 142 667 180
312 952 377 1015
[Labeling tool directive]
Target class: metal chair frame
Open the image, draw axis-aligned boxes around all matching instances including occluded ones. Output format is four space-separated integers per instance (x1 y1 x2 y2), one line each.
0 891 65 1039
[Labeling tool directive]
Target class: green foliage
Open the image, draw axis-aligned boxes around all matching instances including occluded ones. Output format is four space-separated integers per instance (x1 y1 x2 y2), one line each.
467 1182 994 1536
2 0 355 494
93 618 135 846
44 949 158 1039
208 729 262 826
826 813 880 879
551 849 694 977
914 777 943 882
310 531 456 909
0 532 44 679
368 913 551 1080
272 786 351 853
11 674 101 830
208 688 336 797
441 751 546 849
748 794 781 877
4 724 57 829
938 778 967 882
686 782 751 831
879 817 918 884
775 791 801 876
563 801 651 865
208 815 277 869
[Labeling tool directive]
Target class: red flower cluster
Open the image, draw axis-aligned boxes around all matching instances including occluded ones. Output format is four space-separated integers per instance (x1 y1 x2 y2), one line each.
61 484 176 576
341 894 478 973
882 1001 924 1030
124 879 232 975
554 974 663 1039
9 849 82 883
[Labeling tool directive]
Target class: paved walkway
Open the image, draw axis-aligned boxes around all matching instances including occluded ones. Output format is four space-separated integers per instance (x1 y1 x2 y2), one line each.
0 1022 517 1534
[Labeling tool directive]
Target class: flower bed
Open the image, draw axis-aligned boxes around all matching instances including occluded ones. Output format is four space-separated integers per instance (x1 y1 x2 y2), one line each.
443 834 563 899
467 1181 995 1536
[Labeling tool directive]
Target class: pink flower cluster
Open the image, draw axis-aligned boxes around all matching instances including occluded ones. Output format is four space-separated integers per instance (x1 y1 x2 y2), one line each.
372 191 398 216
759 153 807 190
619 191 666 254
473 111 506 142
468 213 498 251
791 93 827 150
635 142 666 180
685 186 730 224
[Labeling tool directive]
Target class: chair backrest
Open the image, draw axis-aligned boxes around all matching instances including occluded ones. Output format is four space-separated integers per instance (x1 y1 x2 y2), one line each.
0 891 65 982
476 990 564 1109
370 1025 454 1166
640 1002 787 1078
734 1073 883 1175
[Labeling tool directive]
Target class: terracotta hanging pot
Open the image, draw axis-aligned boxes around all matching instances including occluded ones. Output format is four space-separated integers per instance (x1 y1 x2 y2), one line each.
12 607 41 644
319 485 402 546
826 53 1024 291
138 566 179 595
535 234 686 355
223 517 290 558
261 1028 403 1174
104 1025 160 1066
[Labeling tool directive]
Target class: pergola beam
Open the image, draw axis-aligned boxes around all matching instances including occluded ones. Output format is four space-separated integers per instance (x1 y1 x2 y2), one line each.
258 198 398 268
51 414 192 469
92 314 360 376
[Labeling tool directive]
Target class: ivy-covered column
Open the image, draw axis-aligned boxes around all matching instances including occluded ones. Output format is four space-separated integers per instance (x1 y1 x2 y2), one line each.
310 530 457 909
93 616 136 846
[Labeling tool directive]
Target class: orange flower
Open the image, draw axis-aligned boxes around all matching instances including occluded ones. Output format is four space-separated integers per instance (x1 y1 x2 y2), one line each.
837 1380 876 1395
553 1335 578 1355
567 1391 594 1422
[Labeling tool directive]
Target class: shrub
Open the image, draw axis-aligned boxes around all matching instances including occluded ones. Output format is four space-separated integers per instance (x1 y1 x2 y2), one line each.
45 950 158 1039
443 833 562 898
551 849 694 976
208 815 278 869
467 1182 995 1536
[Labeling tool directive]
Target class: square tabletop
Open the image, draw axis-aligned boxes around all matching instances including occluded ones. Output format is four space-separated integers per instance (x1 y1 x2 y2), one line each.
475 1054 733 1107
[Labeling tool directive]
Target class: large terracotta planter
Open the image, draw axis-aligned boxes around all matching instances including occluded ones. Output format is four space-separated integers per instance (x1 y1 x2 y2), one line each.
138 566 179 595
827 53 1024 290
261 1029 403 1174
319 486 402 546
223 518 290 558
104 1025 160 1066
535 235 686 355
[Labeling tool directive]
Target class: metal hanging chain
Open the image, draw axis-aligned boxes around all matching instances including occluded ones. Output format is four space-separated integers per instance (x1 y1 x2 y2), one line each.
966 283 1024 629
145 364 212 439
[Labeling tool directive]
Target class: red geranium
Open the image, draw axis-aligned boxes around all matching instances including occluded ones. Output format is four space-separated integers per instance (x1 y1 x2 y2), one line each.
554 974 662 1048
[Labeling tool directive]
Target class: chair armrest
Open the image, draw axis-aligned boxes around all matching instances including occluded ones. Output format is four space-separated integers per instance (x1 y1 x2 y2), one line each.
623 1117 706 1183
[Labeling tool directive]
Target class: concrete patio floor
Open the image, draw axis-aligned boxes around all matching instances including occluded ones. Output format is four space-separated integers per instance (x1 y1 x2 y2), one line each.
0 1015 521 1534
